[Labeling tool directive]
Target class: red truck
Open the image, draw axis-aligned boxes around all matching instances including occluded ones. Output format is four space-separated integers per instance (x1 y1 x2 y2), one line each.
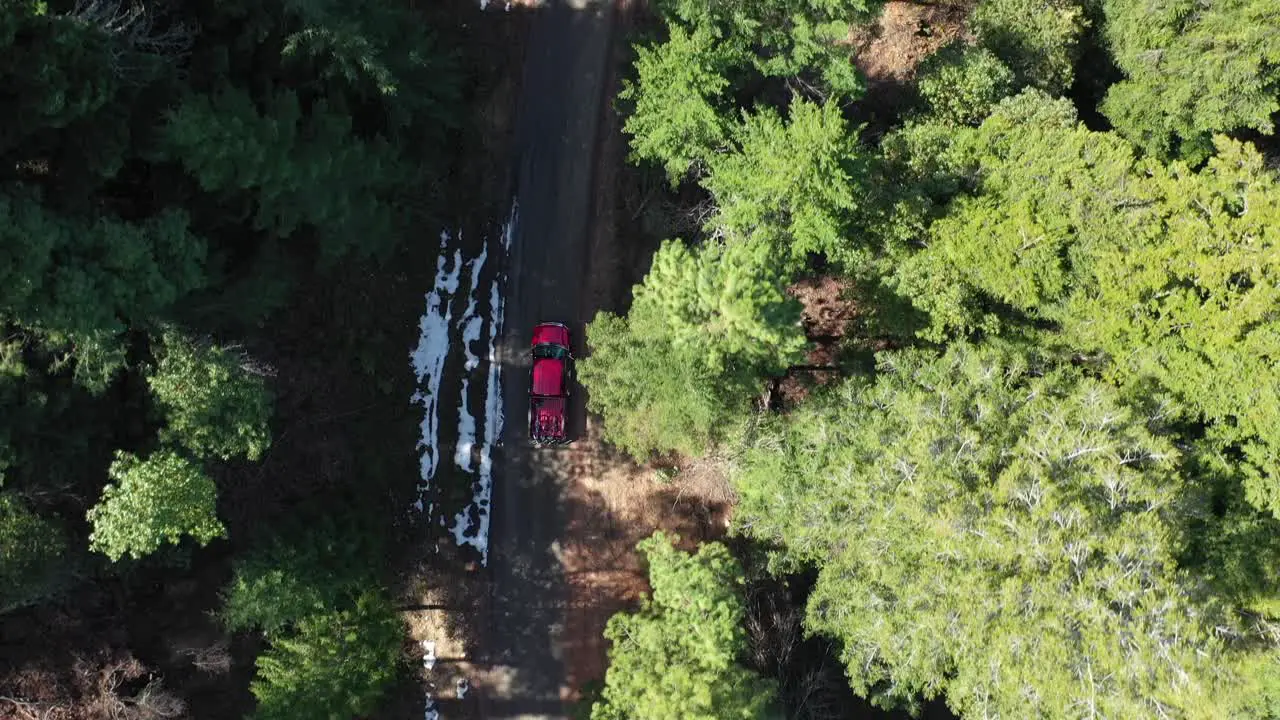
528 322 573 446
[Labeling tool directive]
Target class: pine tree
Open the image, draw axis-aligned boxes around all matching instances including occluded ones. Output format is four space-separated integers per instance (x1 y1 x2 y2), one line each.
161 87 405 262
915 44 1015 126
970 0 1086 94
889 91 1280 518
634 238 807 375
734 344 1280 718
249 589 403 720
0 189 207 390
592 533 778 720
580 235 805 459
1101 0 1280 161
579 310 749 459
655 0 877 100
148 330 272 462
0 6 119 154
620 24 742 181
279 0 459 140
705 100 863 266
222 514 381 636
0 492 67 612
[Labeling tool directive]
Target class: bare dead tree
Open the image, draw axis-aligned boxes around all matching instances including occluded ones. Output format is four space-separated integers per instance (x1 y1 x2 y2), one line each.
680 196 720 235
0 696 62 720
223 343 279 378
789 666 853 720
78 654 149 720
127 679 187 719
69 0 199 81
94 664 132 720
179 641 232 675
72 0 145 33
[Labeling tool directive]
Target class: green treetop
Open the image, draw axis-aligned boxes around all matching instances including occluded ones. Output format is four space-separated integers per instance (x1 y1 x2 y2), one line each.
87 450 226 562
620 24 744 181
705 99 864 266
915 44 1015 127
249 589 403 720
580 235 805 459
162 87 405 262
0 190 206 390
1101 0 1280 161
890 91 1280 518
970 0 1086 94
592 533 778 720
735 344 1280 718
148 330 272 462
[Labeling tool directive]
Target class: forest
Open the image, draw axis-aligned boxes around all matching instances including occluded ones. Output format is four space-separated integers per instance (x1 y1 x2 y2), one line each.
1 0 461 716
5 0 1280 717
582 0 1280 717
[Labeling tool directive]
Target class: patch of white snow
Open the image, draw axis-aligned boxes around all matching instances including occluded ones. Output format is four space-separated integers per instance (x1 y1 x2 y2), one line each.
410 231 463 515
450 201 516 565
452 246 489 474
422 640 437 671
454 380 476 474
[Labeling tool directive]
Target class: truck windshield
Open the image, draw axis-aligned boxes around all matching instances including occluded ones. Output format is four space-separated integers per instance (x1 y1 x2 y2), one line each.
533 344 567 360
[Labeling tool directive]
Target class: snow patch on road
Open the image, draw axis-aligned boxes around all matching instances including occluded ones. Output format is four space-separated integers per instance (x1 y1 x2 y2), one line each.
454 380 476 474
450 200 516 566
453 247 489 475
410 232 463 515
460 244 487 371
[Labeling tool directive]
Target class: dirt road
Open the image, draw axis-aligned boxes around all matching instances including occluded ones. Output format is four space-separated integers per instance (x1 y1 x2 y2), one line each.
484 0 616 716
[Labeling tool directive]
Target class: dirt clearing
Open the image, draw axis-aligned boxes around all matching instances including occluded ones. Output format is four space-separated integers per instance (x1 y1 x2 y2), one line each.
850 1 973 84
556 427 735 700
849 0 975 126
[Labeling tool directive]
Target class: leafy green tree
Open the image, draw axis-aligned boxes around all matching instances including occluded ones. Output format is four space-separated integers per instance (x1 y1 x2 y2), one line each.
162 87 406 262
620 24 742 180
592 533 777 720
656 0 877 100
222 515 380 636
148 331 272 462
705 100 863 265
580 236 804 458
87 450 225 561
635 238 807 374
249 589 403 720
916 44 1015 126
580 310 751 459
970 0 1086 94
735 344 1280 718
1101 0 1280 161
890 91 1280 519
0 190 207 390
0 492 66 612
